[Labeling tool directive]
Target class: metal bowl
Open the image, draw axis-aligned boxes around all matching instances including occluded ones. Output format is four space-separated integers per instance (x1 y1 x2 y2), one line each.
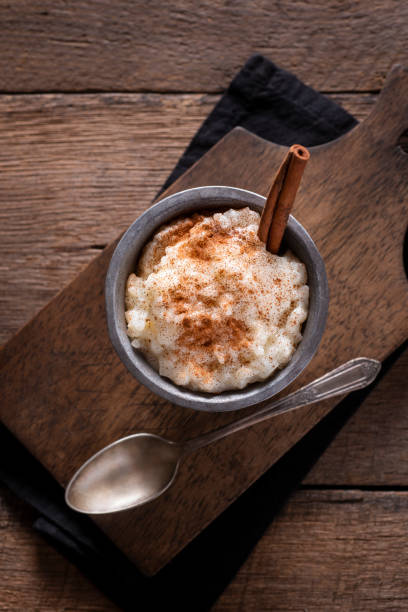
105 186 329 412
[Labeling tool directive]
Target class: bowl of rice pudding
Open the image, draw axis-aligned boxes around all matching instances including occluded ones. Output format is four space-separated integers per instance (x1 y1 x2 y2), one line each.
106 186 328 411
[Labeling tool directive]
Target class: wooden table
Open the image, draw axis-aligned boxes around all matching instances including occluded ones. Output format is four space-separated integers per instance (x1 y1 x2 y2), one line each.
1 2 408 610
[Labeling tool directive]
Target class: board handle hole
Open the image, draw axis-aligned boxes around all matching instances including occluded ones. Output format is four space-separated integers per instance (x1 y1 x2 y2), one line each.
397 129 408 154
404 225 408 282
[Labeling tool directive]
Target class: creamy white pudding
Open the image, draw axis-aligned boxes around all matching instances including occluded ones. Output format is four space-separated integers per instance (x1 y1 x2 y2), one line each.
125 207 309 393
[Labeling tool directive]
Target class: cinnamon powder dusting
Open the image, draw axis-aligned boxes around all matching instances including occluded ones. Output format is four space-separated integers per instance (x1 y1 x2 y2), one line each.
178 315 250 351
137 214 204 276
179 225 232 261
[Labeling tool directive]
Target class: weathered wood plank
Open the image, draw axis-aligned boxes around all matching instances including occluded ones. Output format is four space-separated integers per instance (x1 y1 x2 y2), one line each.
0 486 116 611
305 345 408 486
0 92 376 345
0 1 407 93
3 487 408 611
213 489 408 611
0 93 217 345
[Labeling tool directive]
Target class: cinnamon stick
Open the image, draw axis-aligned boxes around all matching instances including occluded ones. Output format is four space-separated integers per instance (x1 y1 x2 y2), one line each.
258 144 310 254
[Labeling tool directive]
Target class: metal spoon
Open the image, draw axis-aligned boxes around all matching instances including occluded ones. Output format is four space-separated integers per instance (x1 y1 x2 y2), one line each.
65 357 380 515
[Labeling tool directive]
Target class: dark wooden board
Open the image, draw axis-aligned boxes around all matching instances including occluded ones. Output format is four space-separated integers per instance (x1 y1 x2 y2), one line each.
1 66 408 576
1 1 408 93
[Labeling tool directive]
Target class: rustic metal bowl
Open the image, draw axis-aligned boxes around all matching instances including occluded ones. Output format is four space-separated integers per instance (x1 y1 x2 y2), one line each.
105 186 329 412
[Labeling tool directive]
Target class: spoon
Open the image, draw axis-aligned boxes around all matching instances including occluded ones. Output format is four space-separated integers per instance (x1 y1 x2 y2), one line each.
65 357 380 515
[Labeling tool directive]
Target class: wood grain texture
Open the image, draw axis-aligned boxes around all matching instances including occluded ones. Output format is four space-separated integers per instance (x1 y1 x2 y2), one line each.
305 345 408 486
3 490 408 612
0 92 375 346
0 486 117 611
1 3 407 607
213 489 408 611
0 93 217 345
1 67 408 575
1 1 408 93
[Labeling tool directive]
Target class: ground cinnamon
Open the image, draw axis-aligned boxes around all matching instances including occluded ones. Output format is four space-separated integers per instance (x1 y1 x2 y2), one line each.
258 144 310 253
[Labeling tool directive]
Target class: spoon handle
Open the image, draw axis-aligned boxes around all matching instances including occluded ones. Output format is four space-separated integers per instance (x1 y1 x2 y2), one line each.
183 357 381 453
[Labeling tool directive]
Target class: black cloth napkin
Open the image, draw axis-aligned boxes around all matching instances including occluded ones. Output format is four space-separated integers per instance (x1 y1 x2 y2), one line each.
160 54 356 193
1 54 396 611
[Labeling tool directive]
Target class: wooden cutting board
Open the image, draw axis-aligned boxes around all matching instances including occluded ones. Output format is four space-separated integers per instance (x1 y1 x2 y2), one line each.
1 65 408 576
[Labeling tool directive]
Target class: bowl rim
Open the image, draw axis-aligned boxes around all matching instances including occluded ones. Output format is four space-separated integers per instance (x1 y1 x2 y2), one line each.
105 186 329 412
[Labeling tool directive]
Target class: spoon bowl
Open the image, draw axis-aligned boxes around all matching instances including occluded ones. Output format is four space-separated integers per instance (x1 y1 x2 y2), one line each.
66 434 182 514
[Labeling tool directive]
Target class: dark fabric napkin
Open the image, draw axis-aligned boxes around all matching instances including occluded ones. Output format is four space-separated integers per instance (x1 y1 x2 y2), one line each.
1 54 399 611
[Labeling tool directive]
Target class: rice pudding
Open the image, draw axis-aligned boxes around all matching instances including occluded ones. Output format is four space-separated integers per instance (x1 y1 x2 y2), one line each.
125 207 309 393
